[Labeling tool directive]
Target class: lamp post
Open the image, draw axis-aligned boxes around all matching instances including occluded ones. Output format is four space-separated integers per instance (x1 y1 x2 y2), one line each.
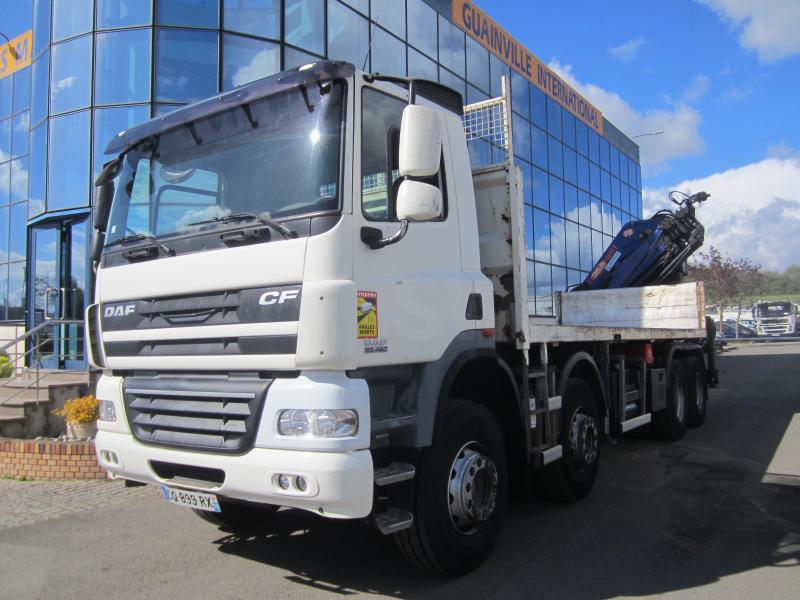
0 31 20 60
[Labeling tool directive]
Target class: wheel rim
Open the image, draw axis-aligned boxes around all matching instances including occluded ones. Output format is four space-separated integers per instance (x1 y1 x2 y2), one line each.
569 409 598 466
447 441 499 535
695 378 705 413
675 378 686 421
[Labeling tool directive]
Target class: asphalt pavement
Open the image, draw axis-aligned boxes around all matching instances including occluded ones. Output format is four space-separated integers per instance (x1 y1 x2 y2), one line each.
1 343 798 599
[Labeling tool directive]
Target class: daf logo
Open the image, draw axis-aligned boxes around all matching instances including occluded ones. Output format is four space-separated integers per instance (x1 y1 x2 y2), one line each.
104 304 136 318
258 290 300 306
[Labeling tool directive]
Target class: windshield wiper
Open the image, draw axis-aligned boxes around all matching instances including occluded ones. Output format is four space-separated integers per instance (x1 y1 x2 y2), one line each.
188 212 298 240
104 233 175 256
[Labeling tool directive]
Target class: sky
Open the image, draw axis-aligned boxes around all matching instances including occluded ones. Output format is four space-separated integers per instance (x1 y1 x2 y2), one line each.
480 0 800 272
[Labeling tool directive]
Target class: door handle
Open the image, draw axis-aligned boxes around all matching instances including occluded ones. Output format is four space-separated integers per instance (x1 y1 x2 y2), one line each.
44 288 58 321
60 288 70 319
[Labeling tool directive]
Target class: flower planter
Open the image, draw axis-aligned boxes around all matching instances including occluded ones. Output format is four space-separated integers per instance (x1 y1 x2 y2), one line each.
67 421 98 440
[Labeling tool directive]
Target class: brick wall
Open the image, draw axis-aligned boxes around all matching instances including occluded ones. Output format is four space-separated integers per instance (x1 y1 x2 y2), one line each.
0 438 107 480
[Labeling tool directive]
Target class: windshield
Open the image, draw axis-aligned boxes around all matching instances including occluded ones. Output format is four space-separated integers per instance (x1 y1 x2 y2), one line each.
105 81 345 246
755 303 794 317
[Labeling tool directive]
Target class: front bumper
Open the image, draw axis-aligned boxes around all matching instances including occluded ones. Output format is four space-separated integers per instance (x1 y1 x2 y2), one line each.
96 430 374 519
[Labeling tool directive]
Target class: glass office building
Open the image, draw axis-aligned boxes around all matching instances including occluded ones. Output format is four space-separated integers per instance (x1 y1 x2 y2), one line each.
0 0 641 368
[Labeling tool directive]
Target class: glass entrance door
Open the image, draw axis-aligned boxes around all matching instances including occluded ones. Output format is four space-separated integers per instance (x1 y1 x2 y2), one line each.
28 217 89 370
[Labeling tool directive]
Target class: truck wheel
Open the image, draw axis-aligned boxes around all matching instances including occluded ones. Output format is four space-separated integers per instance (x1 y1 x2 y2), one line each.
193 499 278 530
536 378 600 502
651 359 688 441
395 400 507 576
682 355 708 427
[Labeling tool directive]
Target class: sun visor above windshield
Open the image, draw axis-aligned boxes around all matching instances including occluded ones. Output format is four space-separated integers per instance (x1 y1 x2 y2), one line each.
105 61 356 155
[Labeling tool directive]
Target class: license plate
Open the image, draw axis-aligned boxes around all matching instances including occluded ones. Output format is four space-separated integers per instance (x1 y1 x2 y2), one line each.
161 485 221 512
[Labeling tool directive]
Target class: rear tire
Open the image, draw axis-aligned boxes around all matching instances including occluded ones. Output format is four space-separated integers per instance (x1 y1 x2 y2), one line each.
682 355 708 427
651 359 688 441
193 498 278 530
535 378 601 502
394 400 507 576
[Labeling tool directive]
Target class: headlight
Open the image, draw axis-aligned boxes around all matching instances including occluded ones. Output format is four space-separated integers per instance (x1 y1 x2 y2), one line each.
98 400 117 422
278 409 358 438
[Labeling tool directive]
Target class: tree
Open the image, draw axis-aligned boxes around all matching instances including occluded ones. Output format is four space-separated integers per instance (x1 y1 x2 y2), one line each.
689 246 763 337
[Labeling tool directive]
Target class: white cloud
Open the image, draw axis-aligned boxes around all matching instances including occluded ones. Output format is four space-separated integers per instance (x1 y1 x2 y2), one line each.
51 75 76 94
643 157 800 271
609 38 644 62
698 0 800 63
682 74 711 102
548 60 705 174
232 47 280 88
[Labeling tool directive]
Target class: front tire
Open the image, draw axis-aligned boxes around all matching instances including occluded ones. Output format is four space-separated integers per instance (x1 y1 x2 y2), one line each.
395 400 508 576
651 359 688 441
193 498 278 530
536 378 601 502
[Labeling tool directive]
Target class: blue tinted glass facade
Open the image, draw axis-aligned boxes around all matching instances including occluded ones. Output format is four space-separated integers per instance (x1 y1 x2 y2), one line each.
3 0 641 330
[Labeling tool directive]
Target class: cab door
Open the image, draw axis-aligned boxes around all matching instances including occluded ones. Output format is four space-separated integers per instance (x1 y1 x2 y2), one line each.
352 82 477 366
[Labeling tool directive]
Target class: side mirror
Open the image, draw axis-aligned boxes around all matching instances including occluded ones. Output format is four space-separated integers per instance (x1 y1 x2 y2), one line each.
93 155 122 232
93 182 114 232
399 105 442 177
396 180 443 221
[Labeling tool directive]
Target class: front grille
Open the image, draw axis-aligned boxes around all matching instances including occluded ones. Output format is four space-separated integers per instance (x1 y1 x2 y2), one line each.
123 375 272 453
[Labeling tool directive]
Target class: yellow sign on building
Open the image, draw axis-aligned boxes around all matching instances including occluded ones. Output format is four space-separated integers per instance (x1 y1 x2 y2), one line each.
452 1 603 135
0 30 33 80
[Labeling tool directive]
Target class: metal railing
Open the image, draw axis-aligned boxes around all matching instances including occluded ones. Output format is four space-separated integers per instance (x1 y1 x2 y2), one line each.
0 319 85 406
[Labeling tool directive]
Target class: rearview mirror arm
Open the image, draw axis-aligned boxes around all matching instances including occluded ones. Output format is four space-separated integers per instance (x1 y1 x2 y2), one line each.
360 220 409 250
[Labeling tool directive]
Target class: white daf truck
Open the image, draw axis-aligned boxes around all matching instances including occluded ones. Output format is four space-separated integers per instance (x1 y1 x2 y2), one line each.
89 61 715 575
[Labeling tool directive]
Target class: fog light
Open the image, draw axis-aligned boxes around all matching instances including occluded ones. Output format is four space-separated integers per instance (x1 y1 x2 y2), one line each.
277 474 291 490
98 400 116 422
295 476 307 492
277 409 358 438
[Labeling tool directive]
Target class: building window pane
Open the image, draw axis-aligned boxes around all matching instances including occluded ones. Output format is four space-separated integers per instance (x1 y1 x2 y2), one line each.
0 78 11 119
407 0 437 59
222 34 280 91
285 0 325 56
372 0 405 40
590 162 601 197
9 202 27 262
531 125 547 169
0 205 7 259
157 0 219 28
532 208 550 263
512 114 530 163
408 48 437 81
579 225 592 271
93 105 150 180
547 97 561 139
489 54 508 98
577 189 590 226
223 0 280 39
534 261 552 316
549 175 564 216
565 182 578 220
340 0 367 14
95 29 152 105
156 29 218 102
563 113 576 149
552 265 567 293
97 0 152 28
566 219 579 269
0 163 8 206
31 50 49 126
50 34 92 114
0 119 10 157
511 72 529 117
575 120 588 156
328 1 369 69
48 110 90 211
34 0 52 57
13 68 31 114
438 15 465 78
53 0 94 42
438 68 465 101
548 135 563 178
466 85 489 104
577 154 589 192
610 145 620 177
531 86 546 129
10 157 28 205
532 166 548 209
284 46 321 70
588 128 599 164
8 262 24 320
564 146 577 185
361 88 405 221
11 112 30 158
466 37 489 94
29 123 47 217
599 137 609 171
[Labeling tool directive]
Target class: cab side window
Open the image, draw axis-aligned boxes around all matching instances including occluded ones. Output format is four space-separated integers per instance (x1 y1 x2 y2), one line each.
361 88 446 221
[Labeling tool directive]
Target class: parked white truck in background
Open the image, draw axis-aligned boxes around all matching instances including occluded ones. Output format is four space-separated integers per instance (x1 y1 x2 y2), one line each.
88 62 716 575
753 301 798 336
